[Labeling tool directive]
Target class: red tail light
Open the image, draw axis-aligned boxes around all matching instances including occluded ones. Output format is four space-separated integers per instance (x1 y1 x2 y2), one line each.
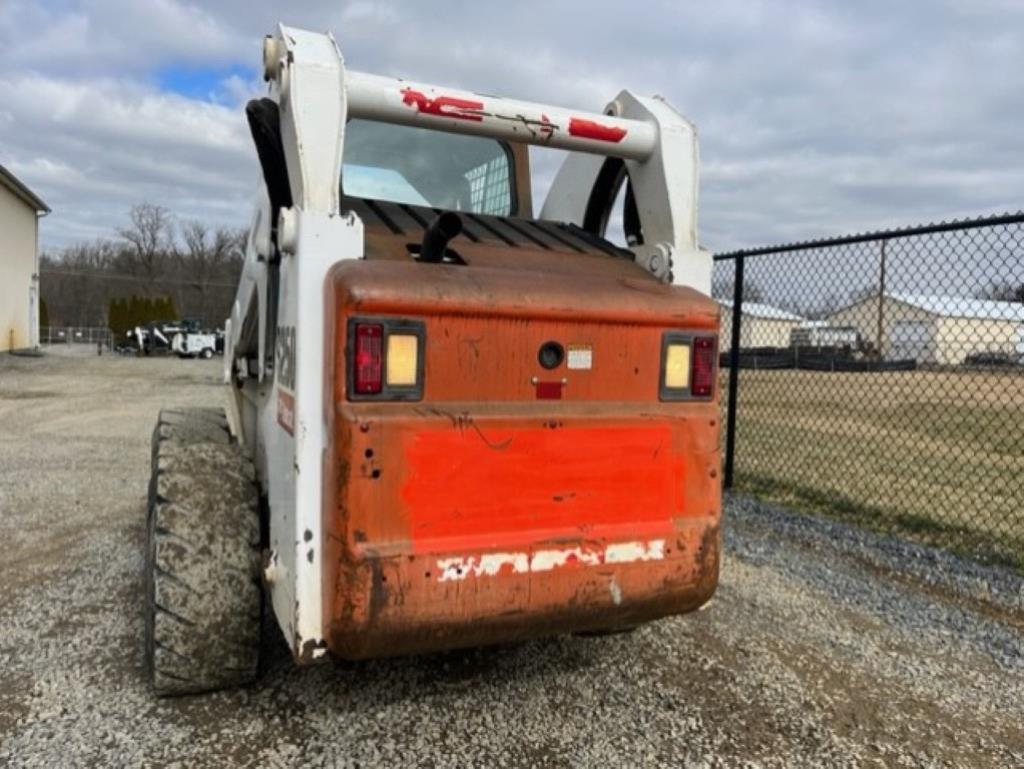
353 323 383 395
691 336 716 397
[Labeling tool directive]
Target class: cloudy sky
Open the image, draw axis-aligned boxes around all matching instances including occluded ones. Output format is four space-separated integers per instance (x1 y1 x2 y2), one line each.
2 0 1022 253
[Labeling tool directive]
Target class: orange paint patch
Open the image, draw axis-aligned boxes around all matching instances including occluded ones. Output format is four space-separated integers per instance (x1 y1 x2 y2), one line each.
400 425 683 551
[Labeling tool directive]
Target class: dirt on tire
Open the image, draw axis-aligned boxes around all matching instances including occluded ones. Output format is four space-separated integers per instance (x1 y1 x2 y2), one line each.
145 407 263 696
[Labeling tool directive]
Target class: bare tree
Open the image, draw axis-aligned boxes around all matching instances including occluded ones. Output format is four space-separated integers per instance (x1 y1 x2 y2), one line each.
117 203 173 284
178 221 246 324
977 281 1024 304
848 283 880 304
712 279 766 302
40 204 246 331
38 240 122 326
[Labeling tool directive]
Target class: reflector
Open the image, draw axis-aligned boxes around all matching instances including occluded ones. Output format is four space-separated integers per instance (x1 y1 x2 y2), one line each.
387 334 419 386
691 336 716 397
354 323 383 394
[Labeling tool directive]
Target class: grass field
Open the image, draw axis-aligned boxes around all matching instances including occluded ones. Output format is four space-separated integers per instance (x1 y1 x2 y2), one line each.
725 368 1024 571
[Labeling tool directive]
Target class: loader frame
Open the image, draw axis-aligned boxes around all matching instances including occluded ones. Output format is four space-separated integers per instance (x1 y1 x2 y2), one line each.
224 24 711 661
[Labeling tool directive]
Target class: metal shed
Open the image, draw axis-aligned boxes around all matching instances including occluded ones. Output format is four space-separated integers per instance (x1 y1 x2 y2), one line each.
718 299 804 351
827 292 1024 364
0 164 50 352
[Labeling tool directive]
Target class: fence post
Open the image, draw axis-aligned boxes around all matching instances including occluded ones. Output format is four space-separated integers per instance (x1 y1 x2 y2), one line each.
723 254 745 490
875 240 887 359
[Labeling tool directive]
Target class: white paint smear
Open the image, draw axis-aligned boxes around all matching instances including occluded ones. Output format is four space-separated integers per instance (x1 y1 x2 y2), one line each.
609 579 623 605
436 552 529 581
436 539 665 582
606 539 666 563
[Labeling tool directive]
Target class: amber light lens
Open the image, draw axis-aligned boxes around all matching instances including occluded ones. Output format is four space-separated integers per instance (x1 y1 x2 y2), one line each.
386 334 419 387
354 323 383 394
664 342 691 390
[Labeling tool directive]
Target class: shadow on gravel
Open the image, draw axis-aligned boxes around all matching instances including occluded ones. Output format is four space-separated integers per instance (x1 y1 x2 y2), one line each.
252 615 599 698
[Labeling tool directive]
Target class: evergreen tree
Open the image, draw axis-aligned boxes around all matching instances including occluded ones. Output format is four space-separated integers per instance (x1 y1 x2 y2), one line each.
127 295 143 330
164 294 179 321
116 297 127 333
107 298 118 336
109 297 128 338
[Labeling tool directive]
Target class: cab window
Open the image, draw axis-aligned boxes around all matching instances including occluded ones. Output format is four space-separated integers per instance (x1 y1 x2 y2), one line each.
342 119 514 216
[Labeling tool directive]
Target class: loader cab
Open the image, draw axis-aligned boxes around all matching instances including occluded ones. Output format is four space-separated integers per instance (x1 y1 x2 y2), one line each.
341 118 531 219
339 118 643 255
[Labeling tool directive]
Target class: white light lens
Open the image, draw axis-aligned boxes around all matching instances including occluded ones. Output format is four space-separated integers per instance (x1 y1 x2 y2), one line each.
386 334 419 386
664 343 690 389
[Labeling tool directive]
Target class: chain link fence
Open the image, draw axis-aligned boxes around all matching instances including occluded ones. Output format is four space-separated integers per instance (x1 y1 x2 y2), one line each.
714 212 1024 571
40 326 115 349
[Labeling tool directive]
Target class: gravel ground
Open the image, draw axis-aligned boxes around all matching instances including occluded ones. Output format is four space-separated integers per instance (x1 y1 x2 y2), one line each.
1 347 1022 768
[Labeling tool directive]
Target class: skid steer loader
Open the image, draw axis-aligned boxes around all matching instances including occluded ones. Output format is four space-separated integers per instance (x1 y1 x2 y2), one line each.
144 24 721 695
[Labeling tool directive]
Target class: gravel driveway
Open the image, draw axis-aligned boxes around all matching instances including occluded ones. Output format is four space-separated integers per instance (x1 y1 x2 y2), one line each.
1 348 1021 768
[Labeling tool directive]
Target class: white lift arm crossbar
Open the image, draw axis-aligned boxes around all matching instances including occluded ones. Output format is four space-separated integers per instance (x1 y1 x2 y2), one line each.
344 71 658 162
261 23 707 291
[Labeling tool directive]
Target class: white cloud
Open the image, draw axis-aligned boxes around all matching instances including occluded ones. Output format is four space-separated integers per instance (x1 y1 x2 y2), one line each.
219 73 263 106
0 0 1021 253
340 2 400 25
0 71 253 247
2 0 246 73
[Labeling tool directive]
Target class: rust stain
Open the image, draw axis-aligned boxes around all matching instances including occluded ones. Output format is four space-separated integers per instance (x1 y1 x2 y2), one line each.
367 557 390 626
461 335 483 360
695 522 721 591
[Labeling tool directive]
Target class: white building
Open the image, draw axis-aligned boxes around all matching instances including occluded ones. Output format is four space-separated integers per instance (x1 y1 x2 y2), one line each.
0 165 49 352
827 292 1024 364
718 299 804 350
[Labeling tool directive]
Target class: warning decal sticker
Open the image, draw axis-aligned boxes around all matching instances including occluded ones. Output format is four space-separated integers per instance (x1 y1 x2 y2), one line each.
567 344 593 370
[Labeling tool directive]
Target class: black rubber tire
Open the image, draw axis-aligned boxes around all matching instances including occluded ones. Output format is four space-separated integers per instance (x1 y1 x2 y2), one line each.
149 407 230 478
144 407 262 696
201 348 213 360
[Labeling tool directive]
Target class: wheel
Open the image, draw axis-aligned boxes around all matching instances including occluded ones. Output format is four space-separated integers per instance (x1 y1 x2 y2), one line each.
149 407 231 471
201 348 213 359
144 407 262 696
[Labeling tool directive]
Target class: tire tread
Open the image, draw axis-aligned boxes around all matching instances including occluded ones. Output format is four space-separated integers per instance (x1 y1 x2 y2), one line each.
144 406 262 696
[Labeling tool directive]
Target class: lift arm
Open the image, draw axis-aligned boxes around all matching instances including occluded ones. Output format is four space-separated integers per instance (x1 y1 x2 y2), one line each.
257 24 708 291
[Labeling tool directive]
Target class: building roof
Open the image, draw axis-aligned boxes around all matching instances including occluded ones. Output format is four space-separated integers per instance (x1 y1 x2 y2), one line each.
718 299 804 322
887 292 1024 322
0 164 49 214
